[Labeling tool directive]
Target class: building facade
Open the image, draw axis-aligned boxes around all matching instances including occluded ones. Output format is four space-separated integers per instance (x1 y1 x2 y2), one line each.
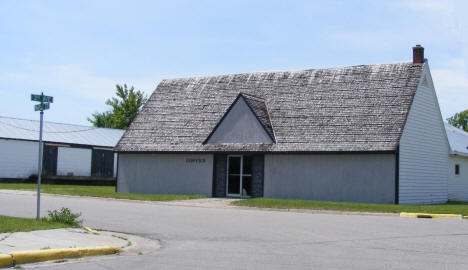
0 117 124 180
445 123 468 201
116 45 451 204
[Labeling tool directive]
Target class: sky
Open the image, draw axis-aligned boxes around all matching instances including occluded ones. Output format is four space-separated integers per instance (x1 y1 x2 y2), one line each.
0 0 467 126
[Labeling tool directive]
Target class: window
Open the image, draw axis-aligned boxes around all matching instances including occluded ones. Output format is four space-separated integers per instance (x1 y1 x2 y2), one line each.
455 164 460 175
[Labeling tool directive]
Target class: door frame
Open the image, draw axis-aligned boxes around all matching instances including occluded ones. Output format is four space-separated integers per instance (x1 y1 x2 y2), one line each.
226 155 253 197
226 155 242 197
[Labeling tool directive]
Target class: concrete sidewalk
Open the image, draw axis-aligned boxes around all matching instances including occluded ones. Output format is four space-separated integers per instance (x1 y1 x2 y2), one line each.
0 228 160 267
157 197 241 208
0 190 239 209
0 228 127 254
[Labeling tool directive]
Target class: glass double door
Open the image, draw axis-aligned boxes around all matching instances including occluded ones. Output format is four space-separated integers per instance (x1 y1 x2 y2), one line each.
227 155 252 197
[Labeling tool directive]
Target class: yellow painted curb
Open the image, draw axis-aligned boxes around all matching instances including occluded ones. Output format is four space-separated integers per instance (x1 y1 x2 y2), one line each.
0 254 13 267
400 212 462 219
83 226 100 235
11 246 122 264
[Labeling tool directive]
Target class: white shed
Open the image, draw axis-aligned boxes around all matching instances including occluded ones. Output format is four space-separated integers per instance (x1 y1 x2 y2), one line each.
0 116 124 180
445 123 468 201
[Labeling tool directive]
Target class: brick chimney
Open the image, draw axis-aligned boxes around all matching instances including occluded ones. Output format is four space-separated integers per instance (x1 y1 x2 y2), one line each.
413 44 424 64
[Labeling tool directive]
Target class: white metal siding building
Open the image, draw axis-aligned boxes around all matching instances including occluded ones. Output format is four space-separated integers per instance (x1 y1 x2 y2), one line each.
0 116 125 179
398 65 450 204
445 123 468 201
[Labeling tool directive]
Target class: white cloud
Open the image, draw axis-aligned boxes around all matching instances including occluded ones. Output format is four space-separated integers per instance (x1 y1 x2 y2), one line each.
51 66 117 101
329 1 460 53
0 65 115 101
432 59 468 119
125 79 158 98
0 65 157 101
395 0 468 118
453 0 468 73
328 31 410 52
0 64 158 125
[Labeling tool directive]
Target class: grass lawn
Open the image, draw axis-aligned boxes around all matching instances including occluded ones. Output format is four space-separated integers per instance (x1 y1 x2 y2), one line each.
0 183 205 201
0 215 72 233
233 198 468 216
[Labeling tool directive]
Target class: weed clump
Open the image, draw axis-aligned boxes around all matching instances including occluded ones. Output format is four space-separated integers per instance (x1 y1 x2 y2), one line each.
47 207 82 226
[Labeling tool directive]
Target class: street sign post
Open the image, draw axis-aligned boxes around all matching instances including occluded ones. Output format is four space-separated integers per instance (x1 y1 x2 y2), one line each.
31 92 53 221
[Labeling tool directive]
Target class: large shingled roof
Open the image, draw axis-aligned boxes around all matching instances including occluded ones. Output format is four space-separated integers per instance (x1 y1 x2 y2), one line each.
116 62 425 153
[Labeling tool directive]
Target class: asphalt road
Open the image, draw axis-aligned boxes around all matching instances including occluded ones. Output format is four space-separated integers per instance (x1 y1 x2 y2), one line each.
1 191 468 270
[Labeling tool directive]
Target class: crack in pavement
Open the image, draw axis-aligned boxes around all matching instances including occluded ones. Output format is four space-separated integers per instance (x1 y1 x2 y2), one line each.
0 233 11 242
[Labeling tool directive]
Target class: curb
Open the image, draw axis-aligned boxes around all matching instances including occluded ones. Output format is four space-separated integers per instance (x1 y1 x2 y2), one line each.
400 212 463 219
235 206 399 216
0 254 13 268
83 226 100 235
0 246 122 267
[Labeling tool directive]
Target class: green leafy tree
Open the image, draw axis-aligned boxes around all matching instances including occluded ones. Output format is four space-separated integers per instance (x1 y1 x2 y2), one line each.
88 111 114 128
447 109 468 132
88 84 148 129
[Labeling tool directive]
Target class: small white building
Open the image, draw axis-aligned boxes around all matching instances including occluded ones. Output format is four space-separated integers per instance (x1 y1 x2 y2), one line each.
446 123 468 201
0 116 125 180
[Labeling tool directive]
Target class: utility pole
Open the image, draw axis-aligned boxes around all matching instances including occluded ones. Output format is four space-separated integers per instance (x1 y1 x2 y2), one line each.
31 92 53 220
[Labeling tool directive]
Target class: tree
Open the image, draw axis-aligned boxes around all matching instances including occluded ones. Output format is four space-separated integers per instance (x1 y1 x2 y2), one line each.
88 84 148 129
447 109 468 132
88 111 114 128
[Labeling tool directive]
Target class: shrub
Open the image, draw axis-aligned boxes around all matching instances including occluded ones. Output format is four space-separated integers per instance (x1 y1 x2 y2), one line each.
47 207 82 226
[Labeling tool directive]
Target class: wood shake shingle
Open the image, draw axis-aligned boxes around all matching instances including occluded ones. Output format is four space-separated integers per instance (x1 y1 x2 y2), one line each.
116 62 424 153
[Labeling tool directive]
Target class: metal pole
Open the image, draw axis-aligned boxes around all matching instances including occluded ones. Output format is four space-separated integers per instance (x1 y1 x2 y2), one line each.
36 108 44 220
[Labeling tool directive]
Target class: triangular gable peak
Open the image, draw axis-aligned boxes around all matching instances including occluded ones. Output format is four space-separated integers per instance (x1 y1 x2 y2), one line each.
241 93 276 141
204 93 275 144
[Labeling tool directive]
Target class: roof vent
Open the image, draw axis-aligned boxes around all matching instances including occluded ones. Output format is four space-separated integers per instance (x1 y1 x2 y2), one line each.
413 44 425 64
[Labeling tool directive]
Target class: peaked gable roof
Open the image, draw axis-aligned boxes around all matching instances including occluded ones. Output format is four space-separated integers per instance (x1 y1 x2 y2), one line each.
203 93 275 144
240 93 276 142
116 62 425 153
445 123 468 157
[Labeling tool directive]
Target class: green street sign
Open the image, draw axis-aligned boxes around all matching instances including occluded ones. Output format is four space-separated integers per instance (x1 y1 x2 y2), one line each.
31 94 53 103
31 94 41 102
42 96 53 103
34 102 50 111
